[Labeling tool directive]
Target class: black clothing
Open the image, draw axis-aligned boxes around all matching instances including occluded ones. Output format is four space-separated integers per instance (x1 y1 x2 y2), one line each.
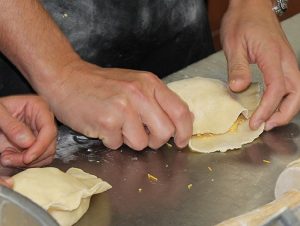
0 0 214 95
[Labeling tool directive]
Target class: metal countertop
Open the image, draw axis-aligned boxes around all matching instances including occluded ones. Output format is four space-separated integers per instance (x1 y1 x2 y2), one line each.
49 115 300 226
51 14 300 225
2 13 300 226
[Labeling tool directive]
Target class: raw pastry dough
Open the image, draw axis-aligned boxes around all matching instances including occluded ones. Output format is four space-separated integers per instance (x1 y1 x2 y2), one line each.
12 167 112 226
167 77 264 153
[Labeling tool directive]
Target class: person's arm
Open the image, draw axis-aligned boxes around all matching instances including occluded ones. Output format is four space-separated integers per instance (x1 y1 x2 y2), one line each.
221 0 300 130
0 0 193 150
0 1 78 91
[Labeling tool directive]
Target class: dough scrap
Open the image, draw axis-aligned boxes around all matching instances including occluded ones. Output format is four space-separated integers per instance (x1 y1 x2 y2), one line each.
12 167 112 226
167 77 264 153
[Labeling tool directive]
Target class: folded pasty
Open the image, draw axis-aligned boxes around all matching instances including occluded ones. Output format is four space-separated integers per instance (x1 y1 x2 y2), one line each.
167 77 264 153
13 167 112 226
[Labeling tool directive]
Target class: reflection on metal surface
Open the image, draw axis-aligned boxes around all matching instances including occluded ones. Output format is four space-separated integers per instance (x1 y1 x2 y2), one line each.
0 119 293 226
50 121 300 226
240 123 299 165
56 126 105 163
75 193 111 226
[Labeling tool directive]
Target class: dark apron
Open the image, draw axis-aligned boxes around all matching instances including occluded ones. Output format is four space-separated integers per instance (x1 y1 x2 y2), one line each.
0 0 214 95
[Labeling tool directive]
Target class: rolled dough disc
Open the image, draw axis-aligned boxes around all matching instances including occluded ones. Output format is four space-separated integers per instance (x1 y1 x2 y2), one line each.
12 167 112 226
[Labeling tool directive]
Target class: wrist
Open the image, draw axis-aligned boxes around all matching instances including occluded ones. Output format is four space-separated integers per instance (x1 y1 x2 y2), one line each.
26 50 81 94
35 56 83 113
228 0 273 10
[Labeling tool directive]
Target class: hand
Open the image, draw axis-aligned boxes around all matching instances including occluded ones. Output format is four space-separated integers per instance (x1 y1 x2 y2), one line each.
0 95 57 167
0 0 192 150
221 0 300 131
44 60 193 150
0 176 13 188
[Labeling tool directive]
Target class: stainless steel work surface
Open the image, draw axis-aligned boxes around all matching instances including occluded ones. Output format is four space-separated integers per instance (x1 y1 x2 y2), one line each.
50 117 300 226
3 13 300 226
54 13 300 226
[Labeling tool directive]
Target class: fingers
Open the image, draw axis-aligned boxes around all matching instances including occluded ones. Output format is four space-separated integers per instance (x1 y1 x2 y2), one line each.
250 50 286 130
121 105 148 151
155 83 193 148
90 98 126 150
48 64 194 150
0 95 57 167
224 41 252 93
1 149 25 167
0 104 35 149
23 133 57 165
265 90 300 131
101 71 193 149
221 1 300 131
265 48 300 130
1 136 56 167
87 96 148 150
122 77 178 149
1 152 54 168
140 100 175 150
22 113 57 165
106 77 176 150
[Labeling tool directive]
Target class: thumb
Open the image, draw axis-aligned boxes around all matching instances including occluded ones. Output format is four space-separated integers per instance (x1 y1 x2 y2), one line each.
226 46 252 92
0 104 35 149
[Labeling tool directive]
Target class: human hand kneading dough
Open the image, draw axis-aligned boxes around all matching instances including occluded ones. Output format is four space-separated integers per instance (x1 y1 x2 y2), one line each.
0 96 57 168
48 63 193 150
221 0 300 131
0 1 193 151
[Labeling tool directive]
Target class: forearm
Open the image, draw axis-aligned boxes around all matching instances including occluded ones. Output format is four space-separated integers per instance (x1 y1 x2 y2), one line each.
0 0 80 94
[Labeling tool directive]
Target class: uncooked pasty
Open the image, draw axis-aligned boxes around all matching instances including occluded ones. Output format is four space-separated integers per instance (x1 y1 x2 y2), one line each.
12 167 112 226
167 77 264 153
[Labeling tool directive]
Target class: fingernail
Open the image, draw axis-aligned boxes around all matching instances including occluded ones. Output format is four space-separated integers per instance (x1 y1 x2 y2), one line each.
230 79 241 85
265 123 277 131
252 120 263 130
230 79 237 85
177 141 188 149
16 134 32 145
230 78 246 87
1 158 12 167
229 79 241 90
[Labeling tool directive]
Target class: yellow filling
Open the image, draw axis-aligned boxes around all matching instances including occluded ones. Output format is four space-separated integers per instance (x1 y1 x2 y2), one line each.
196 115 246 138
228 115 246 132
